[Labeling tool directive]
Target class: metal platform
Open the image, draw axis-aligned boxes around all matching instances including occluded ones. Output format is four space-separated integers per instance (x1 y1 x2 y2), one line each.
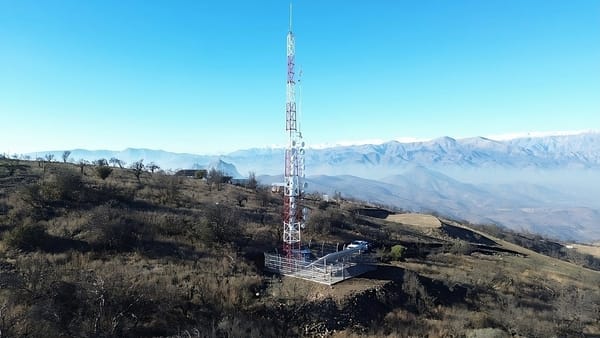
264 245 377 285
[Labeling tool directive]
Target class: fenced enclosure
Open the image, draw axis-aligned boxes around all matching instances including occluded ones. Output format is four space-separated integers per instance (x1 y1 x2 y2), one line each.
264 243 377 285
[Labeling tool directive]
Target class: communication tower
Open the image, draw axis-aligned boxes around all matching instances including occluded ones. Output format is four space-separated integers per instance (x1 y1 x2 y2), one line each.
283 2 306 257
264 3 376 285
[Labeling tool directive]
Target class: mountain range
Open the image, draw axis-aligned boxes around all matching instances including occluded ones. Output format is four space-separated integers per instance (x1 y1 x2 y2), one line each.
29 132 600 242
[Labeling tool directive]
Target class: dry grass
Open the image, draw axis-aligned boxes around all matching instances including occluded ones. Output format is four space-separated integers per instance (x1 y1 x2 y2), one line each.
436 219 600 291
386 213 441 228
2 159 600 337
571 243 600 258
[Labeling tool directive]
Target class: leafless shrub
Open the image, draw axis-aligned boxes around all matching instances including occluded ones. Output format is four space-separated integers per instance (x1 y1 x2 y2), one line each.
254 188 268 207
4 223 48 251
156 175 182 206
200 204 242 244
402 271 436 315
83 205 151 251
247 171 258 190
306 209 347 235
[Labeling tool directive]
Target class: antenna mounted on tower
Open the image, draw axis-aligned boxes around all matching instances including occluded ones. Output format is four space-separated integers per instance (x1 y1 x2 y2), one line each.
289 2 293 32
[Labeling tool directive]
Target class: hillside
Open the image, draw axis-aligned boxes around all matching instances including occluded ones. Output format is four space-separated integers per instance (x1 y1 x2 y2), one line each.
0 158 599 337
26 132 600 242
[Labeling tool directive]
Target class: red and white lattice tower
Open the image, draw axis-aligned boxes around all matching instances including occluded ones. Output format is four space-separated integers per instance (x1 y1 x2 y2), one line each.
283 2 306 257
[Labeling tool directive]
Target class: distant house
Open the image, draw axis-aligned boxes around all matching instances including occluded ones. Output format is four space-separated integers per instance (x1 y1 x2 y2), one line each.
271 183 285 193
175 169 207 178
231 178 250 186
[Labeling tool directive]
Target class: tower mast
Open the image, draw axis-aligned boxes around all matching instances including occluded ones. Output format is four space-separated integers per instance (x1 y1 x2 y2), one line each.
283 1 306 257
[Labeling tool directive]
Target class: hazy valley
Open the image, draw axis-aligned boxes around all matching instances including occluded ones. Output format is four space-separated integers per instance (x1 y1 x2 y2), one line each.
36 132 600 242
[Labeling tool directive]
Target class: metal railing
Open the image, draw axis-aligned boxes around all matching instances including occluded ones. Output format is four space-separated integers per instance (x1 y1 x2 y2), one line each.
264 248 377 285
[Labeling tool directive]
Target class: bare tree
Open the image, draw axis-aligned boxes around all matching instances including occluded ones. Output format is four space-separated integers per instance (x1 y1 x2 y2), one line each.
247 171 258 190
147 162 160 174
207 168 224 191
93 158 108 167
62 150 71 163
41 155 53 176
78 159 89 174
109 157 125 168
130 160 145 182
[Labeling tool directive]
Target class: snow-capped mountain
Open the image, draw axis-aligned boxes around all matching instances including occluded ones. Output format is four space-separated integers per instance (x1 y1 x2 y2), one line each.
32 132 600 176
243 132 600 177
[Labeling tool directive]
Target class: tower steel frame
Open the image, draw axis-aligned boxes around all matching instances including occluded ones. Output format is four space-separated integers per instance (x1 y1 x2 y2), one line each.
283 3 306 257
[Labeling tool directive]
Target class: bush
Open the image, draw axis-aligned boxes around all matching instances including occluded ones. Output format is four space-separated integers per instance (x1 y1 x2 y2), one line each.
193 204 242 244
96 165 113 180
390 244 406 261
318 200 329 210
4 223 48 251
46 170 84 201
377 244 406 262
85 205 151 250
306 210 332 235
10 171 85 221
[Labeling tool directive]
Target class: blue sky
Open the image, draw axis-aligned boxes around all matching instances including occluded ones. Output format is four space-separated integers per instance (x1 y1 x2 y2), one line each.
1 0 599 155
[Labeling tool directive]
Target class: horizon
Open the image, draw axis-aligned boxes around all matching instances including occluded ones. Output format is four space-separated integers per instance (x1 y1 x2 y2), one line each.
1 1 599 154
5 129 598 158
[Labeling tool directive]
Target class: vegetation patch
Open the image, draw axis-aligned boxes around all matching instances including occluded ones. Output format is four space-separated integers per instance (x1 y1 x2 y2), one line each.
0 160 598 337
